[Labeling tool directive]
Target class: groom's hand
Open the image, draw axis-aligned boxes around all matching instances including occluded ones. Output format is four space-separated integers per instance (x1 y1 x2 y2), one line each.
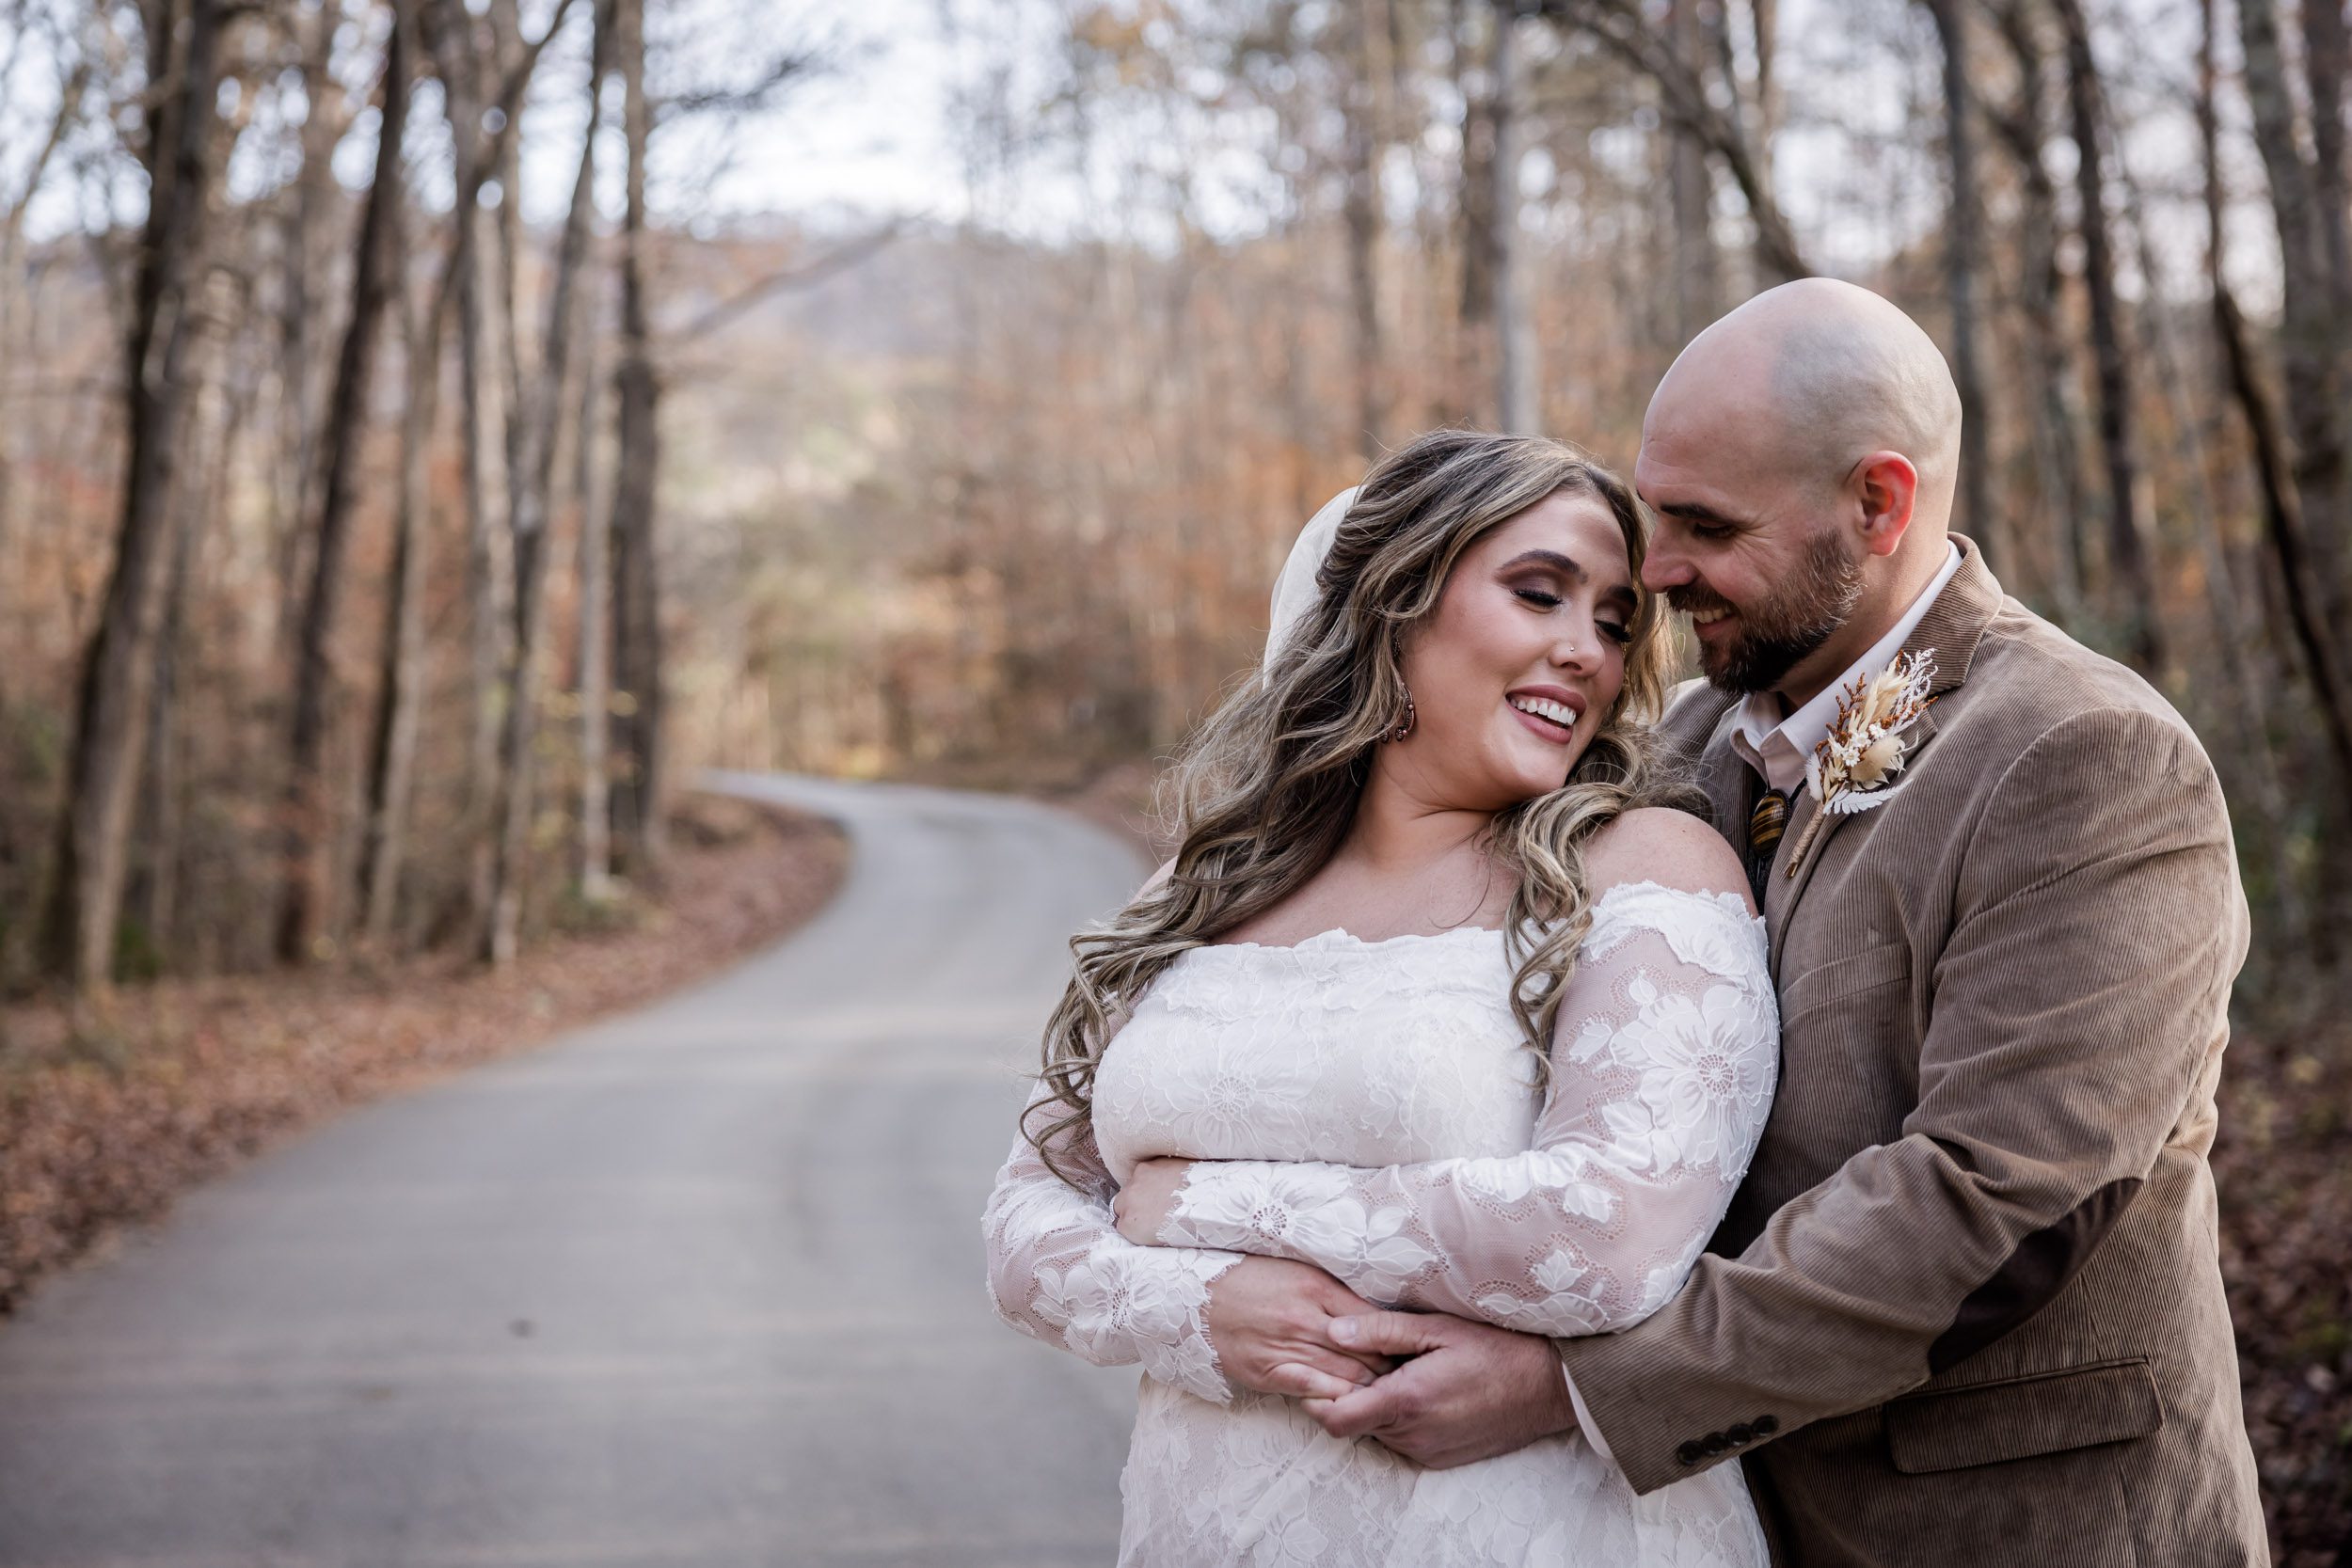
1305 1310 1578 1468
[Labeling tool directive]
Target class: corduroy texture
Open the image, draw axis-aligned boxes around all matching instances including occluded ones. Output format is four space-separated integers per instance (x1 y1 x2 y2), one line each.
1557 538 2269 1567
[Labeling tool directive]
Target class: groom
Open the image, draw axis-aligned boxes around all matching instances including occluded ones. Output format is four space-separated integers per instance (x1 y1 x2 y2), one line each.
1304 279 2268 1563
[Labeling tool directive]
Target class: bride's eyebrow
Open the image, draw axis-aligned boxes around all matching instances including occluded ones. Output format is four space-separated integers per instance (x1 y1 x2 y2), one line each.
1497 548 1585 579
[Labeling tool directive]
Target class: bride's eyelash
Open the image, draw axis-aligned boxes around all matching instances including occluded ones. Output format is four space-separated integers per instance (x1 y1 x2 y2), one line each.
1598 620 1632 645
1515 588 1563 609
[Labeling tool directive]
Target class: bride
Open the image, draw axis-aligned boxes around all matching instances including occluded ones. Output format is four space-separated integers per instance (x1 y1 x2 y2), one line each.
982 430 1778 1566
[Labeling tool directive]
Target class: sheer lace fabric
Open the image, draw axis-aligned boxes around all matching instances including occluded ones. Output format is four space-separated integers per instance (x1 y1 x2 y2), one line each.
982 881 1778 1567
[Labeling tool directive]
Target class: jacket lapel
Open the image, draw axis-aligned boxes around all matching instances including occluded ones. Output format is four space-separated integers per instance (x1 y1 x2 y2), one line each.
1767 536 2004 974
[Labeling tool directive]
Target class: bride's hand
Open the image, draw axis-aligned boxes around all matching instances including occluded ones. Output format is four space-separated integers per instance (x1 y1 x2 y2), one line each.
1200 1257 1399 1401
1110 1156 1192 1244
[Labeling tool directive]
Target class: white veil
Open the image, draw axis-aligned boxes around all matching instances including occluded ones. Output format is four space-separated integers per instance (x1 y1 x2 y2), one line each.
1263 486 1358 675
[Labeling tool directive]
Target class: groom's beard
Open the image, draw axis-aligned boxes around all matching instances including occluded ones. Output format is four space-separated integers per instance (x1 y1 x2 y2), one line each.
1672 528 1866 696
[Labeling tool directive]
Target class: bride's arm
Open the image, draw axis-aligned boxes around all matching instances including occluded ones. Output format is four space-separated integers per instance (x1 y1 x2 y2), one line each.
1130 866 1777 1340
982 1081 1250 1402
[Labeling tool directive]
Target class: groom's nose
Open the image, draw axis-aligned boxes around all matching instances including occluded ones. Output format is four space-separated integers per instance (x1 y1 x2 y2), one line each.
1642 532 1696 594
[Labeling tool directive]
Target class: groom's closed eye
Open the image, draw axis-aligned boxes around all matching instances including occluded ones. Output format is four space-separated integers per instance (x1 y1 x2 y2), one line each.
1656 501 1749 541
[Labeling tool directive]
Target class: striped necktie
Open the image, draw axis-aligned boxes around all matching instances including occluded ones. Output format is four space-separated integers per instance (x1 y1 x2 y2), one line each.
1746 784 1791 905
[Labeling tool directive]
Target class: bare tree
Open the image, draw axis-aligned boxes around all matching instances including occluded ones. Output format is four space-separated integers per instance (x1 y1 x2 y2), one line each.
1539 0 1809 283
1984 0 2088 612
2239 0 2352 638
609 0 668 875
482 0 612 966
1492 2 1538 431
1340 0 1389 454
1924 0 1992 561
40 0 230 991
1667 0 1722 341
2051 0 2161 672
278 8 414 963
2208 0 2352 784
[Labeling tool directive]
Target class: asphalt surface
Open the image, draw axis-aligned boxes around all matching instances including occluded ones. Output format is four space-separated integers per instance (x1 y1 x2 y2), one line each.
0 774 1151 1567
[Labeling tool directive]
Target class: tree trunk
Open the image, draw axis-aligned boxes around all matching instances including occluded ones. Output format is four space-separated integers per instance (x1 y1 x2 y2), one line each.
1341 0 1387 455
2240 0 2352 636
609 0 668 876
40 0 227 992
272 8 350 645
575 258 615 902
1668 0 1721 341
360 245 452 948
278 13 412 964
482 0 609 967
1924 0 1992 563
426 0 519 938
1491 3 1538 432
1987 0 2088 613
1457 0 1495 326
2052 0 2162 673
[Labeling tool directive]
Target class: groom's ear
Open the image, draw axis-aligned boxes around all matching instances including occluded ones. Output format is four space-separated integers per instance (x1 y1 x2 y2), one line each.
1851 450 1918 558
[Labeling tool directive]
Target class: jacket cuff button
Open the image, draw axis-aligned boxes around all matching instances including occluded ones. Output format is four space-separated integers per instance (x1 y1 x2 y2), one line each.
1753 1415 1779 1436
1676 1441 1704 1465
1702 1433 1731 1455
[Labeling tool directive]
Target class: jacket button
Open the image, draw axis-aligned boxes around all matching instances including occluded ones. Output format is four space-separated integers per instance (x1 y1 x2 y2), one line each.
1726 1423 1753 1446
1677 1441 1704 1465
1703 1433 1731 1455
1753 1415 1778 1436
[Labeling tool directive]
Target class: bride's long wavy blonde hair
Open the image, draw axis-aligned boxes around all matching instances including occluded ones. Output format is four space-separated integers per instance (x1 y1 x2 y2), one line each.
1027 429 1688 1182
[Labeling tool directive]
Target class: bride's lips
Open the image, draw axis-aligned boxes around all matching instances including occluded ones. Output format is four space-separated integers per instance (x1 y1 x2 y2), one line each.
1505 686 1585 746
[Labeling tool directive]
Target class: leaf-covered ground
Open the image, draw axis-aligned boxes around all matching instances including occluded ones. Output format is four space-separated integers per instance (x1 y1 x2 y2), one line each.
0 797 848 1316
2214 1018 2352 1566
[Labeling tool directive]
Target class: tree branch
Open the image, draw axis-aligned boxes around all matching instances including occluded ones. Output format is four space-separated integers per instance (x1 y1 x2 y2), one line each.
667 221 903 346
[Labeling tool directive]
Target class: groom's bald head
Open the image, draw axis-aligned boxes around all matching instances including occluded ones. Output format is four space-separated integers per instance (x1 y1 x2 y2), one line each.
1649 277 1963 515
1634 279 1964 703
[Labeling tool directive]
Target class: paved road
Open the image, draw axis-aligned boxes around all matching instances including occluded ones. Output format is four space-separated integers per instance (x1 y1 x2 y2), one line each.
0 775 1151 1567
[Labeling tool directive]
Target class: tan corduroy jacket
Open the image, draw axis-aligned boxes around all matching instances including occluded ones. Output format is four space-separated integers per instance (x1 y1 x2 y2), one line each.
1557 538 2268 1566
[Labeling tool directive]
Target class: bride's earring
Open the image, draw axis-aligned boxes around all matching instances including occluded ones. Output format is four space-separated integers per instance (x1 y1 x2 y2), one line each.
1387 692 1417 743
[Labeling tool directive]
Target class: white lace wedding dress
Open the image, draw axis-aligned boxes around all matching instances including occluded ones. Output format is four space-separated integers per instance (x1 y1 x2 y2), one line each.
982 881 1779 1567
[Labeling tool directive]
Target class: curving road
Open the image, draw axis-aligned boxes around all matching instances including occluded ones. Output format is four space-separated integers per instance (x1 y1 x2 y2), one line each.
0 775 1151 1568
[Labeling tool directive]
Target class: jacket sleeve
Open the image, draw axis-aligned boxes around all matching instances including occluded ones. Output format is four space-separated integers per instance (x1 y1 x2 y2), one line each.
1556 705 2249 1494
981 1081 1245 1403
1159 885 1779 1338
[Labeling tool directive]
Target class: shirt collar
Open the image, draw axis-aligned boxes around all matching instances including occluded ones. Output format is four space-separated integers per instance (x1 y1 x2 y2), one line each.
1730 541 1964 796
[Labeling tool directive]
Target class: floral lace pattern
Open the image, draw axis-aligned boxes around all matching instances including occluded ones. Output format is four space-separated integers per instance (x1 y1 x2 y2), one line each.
1162 883 1778 1340
983 1084 1246 1404
982 880 1777 1566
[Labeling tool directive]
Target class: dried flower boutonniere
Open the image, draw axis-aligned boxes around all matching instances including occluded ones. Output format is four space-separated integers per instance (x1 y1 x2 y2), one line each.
1785 649 1938 878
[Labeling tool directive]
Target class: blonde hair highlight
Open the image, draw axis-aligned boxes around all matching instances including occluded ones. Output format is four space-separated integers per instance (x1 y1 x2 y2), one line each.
1026 430 1689 1181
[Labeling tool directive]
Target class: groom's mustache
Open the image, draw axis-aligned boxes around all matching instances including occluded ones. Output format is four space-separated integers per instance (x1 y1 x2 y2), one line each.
1667 583 1737 618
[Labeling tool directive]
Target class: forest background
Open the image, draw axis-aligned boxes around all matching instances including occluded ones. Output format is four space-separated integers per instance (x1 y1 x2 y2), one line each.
0 0 2347 1558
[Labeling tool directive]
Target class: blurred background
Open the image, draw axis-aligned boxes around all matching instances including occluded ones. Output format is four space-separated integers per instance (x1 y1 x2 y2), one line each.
0 0 2347 1559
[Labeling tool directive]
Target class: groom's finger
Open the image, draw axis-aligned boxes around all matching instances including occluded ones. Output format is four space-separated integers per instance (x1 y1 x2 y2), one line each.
1305 1377 1402 1440
1328 1310 1442 1357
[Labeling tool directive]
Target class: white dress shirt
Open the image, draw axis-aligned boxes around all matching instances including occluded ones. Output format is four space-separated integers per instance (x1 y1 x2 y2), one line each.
1561 539 1963 1465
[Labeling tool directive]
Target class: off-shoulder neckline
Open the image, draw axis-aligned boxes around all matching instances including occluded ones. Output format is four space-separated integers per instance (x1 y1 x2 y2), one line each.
1193 878 1758 957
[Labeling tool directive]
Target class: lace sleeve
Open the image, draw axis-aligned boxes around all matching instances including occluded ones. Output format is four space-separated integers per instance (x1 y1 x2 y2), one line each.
1160 884 1777 1337
981 1082 1247 1402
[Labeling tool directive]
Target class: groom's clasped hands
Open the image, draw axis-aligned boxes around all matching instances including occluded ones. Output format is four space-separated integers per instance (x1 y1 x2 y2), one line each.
1114 1156 1581 1469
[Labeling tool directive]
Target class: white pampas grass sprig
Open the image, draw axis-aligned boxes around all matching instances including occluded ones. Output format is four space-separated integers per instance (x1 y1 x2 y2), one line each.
1786 649 1937 877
